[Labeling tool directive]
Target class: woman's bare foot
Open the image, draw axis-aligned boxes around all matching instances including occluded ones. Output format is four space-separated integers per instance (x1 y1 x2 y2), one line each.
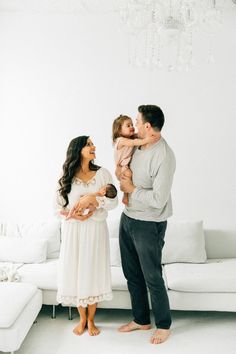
118 321 151 332
73 319 87 336
150 329 170 344
87 320 100 336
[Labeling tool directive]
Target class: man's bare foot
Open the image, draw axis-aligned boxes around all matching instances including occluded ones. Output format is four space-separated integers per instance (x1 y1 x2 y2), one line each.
73 319 87 336
118 321 151 332
87 320 100 336
150 329 170 344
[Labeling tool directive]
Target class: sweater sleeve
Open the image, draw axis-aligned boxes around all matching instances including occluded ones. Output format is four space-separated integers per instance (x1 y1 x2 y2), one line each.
131 150 176 209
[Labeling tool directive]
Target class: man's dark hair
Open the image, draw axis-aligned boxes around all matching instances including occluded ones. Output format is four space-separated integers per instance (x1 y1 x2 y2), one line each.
138 105 165 131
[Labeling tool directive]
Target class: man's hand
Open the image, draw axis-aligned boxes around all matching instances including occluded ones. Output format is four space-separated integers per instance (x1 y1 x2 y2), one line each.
120 175 135 194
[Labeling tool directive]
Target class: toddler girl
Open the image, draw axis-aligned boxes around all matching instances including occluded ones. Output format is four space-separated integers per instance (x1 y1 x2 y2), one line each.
112 115 157 205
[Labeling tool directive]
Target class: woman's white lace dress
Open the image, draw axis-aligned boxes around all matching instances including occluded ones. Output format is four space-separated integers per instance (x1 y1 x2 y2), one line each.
55 167 118 307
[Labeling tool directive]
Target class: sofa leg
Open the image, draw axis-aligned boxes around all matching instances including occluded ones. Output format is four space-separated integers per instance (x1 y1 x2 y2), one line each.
51 305 56 319
68 306 73 320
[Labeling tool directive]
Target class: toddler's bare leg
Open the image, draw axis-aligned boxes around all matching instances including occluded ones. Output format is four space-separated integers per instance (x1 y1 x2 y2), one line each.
122 193 129 205
123 168 132 178
122 168 132 205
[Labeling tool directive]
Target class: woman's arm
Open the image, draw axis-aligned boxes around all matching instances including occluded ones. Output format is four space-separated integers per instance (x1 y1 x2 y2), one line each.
53 187 66 219
54 183 95 221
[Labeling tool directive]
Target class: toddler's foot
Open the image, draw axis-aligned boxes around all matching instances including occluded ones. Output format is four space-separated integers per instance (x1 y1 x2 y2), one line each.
87 320 100 336
118 321 151 332
73 319 87 336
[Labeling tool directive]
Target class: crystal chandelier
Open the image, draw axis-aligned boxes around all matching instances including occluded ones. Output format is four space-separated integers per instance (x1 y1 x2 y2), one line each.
115 0 233 71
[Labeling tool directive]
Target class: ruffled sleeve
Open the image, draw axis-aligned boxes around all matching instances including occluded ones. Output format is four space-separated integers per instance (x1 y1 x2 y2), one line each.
53 185 67 219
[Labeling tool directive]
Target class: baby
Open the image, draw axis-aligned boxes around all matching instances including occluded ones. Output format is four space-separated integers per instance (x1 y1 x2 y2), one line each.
60 183 117 218
80 183 117 215
112 114 158 205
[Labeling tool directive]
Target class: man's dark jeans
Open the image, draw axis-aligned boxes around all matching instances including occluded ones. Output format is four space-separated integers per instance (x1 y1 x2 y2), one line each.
119 212 171 329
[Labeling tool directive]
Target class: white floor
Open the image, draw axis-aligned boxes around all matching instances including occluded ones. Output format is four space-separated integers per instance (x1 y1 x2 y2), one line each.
3 306 236 354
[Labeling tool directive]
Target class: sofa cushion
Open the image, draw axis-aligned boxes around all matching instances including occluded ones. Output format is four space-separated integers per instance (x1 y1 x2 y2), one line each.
0 282 38 328
110 238 121 266
0 219 61 259
107 215 120 238
164 258 236 292
107 218 207 264
0 221 19 237
111 265 168 291
0 237 47 263
18 219 61 259
162 221 207 264
111 266 128 291
205 229 236 259
17 259 58 290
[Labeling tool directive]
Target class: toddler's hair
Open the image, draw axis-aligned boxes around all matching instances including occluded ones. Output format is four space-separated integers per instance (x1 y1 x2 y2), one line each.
105 184 117 199
112 115 132 142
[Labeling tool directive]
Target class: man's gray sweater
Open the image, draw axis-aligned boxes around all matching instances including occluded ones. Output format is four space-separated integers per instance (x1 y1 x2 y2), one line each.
124 137 176 222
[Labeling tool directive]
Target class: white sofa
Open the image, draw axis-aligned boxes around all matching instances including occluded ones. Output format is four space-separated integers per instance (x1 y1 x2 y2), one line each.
0 216 236 353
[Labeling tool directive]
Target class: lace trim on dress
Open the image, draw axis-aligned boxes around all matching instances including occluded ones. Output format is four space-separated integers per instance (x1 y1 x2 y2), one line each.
57 292 113 308
73 177 97 186
73 167 102 186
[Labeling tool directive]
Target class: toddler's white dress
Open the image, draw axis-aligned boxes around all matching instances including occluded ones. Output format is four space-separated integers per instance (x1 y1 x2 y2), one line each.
55 167 118 307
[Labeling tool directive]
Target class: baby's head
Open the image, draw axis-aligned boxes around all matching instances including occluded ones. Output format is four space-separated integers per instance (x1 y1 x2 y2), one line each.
112 115 135 142
105 184 117 199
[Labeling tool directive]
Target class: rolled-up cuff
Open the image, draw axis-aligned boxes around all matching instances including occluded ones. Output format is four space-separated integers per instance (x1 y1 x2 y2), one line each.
130 187 140 200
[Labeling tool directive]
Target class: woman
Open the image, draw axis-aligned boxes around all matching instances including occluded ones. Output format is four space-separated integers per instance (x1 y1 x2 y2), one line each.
55 136 118 336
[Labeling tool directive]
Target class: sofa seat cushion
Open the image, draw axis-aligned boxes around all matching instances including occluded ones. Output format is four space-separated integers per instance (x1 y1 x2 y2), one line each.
0 282 38 328
17 259 58 290
111 266 168 291
164 258 236 293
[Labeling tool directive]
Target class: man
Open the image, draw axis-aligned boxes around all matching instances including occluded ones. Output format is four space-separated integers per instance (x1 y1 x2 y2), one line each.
118 105 176 344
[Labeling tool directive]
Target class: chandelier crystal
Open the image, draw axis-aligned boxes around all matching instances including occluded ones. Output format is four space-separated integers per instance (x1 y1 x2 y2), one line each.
115 0 231 71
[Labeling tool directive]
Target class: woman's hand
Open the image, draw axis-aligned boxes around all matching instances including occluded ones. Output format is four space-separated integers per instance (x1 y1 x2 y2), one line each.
69 210 94 221
60 209 69 217
60 207 93 221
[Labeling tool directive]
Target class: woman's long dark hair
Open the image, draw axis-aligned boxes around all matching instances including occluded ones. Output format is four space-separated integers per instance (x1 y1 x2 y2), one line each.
58 136 100 207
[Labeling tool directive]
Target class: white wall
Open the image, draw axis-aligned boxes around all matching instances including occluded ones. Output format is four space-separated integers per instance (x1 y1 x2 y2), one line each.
0 3 236 229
